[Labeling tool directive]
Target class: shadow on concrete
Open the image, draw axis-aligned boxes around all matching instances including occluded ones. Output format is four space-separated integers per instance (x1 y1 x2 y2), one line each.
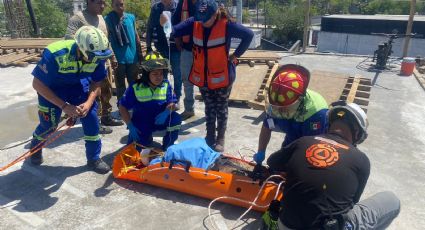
202 212 261 230
111 178 261 224
0 162 86 212
242 112 266 126
229 101 252 109
180 116 206 135
22 125 86 150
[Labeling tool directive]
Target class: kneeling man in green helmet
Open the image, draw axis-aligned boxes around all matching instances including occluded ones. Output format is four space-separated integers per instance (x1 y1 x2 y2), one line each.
30 26 113 174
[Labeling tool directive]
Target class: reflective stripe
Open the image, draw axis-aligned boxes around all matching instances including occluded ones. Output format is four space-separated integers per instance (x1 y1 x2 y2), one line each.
133 82 168 102
47 40 99 75
84 135 101 141
33 133 46 141
38 105 49 113
193 37 203 46
46 40 75 53
166 125 181 132
211 76 225 84
207 37 225 47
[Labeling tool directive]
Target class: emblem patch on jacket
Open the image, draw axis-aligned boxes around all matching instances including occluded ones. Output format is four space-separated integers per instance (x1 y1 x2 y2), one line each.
310 122 321 130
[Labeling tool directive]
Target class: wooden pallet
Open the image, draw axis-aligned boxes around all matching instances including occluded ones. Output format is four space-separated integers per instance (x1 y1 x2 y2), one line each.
195 62 278 105
339 75 372 112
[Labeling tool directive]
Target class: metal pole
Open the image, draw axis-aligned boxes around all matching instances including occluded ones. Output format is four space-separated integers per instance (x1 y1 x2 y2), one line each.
25 0 39 36
263 0 267 38
256 0 258 28
302 0 311 51
402 0 416 58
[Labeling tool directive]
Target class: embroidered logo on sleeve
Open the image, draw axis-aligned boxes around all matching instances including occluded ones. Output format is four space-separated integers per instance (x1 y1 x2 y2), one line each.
38 63 48 74
310 121 321 130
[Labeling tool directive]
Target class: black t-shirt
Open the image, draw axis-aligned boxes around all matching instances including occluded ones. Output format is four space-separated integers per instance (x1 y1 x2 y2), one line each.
267 134 370 229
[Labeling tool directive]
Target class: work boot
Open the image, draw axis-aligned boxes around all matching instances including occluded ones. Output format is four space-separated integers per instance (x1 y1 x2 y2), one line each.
30 149 43 165
101 116 124 126
180 110 195 121
87 159 110 174
205 126 216 148
214 129 225 152
99 125 113 135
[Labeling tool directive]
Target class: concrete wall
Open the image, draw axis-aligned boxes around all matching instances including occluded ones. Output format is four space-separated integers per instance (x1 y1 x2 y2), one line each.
231 28 262 49
317 31 425 57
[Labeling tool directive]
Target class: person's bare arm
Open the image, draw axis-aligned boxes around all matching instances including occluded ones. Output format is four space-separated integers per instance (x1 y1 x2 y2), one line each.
65 15 82 39
119 104 132 125
32 77 80 117
258 124 272 152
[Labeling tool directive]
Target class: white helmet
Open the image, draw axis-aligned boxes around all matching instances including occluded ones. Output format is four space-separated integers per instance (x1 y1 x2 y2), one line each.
75 26 112 62
327 101 368 145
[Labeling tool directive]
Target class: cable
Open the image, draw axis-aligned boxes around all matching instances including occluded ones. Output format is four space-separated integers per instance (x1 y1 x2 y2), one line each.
0 117 76 172
236 146 256 161
207 175 285 230
0 138 32 151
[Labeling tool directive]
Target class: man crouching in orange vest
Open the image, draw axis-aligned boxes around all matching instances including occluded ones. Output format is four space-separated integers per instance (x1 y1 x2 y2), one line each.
172 0 254 152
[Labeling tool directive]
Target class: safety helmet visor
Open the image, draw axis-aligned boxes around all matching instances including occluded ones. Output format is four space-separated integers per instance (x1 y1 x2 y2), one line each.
85 49 113 63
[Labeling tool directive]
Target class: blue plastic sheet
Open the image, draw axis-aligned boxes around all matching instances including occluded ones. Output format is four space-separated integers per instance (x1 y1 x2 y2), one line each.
149 138 221 169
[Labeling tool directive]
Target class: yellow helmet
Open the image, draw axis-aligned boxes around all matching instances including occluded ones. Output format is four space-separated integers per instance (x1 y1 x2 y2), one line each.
141 51 169 72
75 26 112 62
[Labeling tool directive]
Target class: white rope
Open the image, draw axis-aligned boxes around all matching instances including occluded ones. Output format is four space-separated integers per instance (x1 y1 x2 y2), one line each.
236 146 256 162
207 175 285 230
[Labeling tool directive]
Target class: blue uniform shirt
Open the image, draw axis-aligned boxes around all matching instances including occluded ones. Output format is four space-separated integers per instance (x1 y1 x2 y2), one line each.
119 79 177 126
104 12 139 64
264 89 329 146
32 41 106 96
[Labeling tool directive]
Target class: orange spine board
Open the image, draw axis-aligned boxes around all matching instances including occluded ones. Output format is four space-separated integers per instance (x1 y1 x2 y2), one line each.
112 145 283 212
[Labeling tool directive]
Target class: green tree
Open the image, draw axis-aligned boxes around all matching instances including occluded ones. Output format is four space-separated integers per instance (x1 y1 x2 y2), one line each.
57 0 75 15
31 0 67 37
0 3 8 36
266 0 304 45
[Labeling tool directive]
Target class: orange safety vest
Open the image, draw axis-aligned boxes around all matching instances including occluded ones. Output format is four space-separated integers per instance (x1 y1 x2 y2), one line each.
181 0 190 43
189 19 229 90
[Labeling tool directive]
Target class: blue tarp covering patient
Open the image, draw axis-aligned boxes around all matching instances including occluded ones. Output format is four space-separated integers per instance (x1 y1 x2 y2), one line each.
149 138 221 170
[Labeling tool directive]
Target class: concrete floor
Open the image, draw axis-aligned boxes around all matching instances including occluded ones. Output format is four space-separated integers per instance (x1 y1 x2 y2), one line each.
1 53 424 229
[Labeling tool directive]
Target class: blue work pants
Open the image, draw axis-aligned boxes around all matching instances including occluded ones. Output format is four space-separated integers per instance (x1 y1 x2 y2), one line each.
127 111 181 150
31 93 101 161
180 49 194 112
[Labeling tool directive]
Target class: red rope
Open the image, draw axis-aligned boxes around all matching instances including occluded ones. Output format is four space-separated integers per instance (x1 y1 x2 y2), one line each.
0 118 76 172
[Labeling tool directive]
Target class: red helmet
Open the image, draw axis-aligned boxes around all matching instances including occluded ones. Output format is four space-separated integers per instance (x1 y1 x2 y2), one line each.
268 64 310 106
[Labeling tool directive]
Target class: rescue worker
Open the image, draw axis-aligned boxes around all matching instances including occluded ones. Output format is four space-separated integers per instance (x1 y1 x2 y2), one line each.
30 26 112 174
172 0 254 152
118 52 181 150
172 0 198 120
253 64 328 165
264 101 400 230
